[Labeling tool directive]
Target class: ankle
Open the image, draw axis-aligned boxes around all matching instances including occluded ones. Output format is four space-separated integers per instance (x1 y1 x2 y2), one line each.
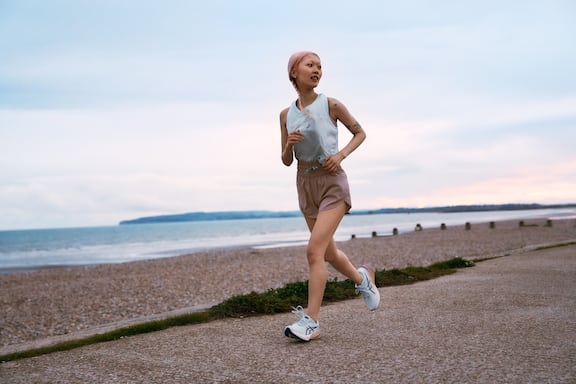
306 310 319 322
353 270 364 286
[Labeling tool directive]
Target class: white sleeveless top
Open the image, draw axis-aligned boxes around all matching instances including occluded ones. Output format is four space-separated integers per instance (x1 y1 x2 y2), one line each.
286 93 338 164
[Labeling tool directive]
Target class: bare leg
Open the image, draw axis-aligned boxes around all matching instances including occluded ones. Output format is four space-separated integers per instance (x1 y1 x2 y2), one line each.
324 240 363 285
303 203 361 321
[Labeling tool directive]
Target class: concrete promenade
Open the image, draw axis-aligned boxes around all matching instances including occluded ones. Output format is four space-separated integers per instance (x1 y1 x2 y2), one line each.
1 245 575 383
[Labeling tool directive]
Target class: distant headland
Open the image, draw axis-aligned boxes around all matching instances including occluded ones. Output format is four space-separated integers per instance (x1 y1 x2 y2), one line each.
118 203 576 225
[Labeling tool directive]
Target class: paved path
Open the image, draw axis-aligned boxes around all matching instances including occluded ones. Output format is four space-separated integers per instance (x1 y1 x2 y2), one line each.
1 245 575 383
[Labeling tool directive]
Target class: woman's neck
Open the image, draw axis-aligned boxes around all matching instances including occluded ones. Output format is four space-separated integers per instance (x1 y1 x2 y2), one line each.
297 90 318 110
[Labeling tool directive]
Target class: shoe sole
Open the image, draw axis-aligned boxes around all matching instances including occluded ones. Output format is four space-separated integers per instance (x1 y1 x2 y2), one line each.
284 327 320 342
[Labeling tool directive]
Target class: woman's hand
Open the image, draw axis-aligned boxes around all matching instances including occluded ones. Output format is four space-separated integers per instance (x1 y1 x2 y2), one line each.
286 130 304 146
323 152 345 174
281 128 304 166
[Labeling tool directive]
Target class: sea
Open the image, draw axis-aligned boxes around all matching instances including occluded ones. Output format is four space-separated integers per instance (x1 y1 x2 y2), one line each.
1 208 574 270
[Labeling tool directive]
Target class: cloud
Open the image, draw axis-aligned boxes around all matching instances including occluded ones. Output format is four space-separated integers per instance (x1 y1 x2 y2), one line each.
431 159 576 205
361 159 576 209
1 0 575 229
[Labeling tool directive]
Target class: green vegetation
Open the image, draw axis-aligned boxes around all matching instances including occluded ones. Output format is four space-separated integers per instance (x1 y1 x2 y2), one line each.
1 257 474 363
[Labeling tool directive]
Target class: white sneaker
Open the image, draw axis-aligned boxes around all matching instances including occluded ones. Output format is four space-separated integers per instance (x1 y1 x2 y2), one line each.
284 306 320 341
356 266 380 310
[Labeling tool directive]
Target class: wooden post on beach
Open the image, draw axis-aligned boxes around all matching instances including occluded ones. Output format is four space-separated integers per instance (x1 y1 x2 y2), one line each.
489 221 495 229
393 228 398 236
440 223 446 230
465 222 471 230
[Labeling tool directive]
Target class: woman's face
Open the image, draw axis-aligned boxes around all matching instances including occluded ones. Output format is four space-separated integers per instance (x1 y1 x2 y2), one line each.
292 54 322 90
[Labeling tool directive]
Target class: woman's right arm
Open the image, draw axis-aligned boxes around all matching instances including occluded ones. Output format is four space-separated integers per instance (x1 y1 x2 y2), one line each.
280 108 301 166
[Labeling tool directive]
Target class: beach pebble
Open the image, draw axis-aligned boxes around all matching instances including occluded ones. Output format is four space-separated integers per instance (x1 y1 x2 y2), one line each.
1 219 574 348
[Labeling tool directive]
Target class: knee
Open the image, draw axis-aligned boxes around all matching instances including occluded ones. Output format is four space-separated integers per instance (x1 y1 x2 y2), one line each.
306 246 325 266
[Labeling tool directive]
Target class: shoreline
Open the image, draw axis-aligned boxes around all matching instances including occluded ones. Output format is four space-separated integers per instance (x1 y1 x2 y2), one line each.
1 208 575 273
1 217 575 349
0 214 573 275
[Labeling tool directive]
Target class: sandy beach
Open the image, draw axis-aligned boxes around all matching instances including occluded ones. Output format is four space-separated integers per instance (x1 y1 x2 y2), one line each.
1 217 575 352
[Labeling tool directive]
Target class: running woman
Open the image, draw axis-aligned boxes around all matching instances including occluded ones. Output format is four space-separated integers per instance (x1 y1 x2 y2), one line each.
279 51 380 341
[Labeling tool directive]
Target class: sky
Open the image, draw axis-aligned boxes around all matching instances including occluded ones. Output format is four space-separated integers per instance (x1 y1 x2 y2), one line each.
1 0 575 230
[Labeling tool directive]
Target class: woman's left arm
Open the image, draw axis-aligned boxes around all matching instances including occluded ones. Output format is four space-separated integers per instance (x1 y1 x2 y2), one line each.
323 97 367 173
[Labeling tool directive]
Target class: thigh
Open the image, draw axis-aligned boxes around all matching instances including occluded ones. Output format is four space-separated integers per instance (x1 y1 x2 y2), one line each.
305 203 347 257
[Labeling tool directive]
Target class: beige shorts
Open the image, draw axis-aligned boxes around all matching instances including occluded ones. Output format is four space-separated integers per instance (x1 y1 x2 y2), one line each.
296 161 352 218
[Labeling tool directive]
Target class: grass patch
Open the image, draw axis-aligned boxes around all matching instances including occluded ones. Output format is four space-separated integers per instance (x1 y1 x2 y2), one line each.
1 257 473 363
376 257 474 287
0 312 212 363
532 240 576 251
